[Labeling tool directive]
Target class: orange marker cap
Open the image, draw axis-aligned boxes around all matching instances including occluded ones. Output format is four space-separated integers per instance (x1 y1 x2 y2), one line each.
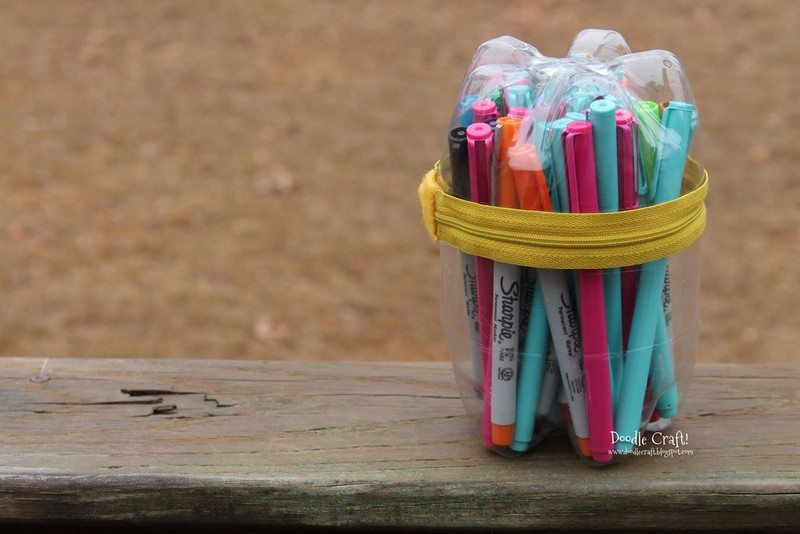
496 116 522 209
507 144 552 212
492 423 515 446
577 437 592 457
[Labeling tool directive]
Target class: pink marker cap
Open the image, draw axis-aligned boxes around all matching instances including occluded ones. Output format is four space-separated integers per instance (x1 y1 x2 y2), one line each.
615 108 635 125
507 144 541 171
471 99 498 124
565 120 592 135
466 122 493 141
508 106 532 119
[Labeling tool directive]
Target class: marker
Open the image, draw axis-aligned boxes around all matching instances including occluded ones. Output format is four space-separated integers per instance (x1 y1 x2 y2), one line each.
472 99 499 124
496 116 523 208
508 144 552 212
506 144 551 452
448 127 482 390
517 268 537 353
508 106 533 140
589 99 623 411
536 343 560 419
527 121 590 457
545 118 574 212
466 122 495 448
634 100 660 204
652 287 679 417
564 120 614 463
615 102 695 453
489 117 523 446
458 95 479 127
616 109 640 350
567 89 593 114
632 100 679 417
488 87 506 117
507 84 532 108
651 103 685 420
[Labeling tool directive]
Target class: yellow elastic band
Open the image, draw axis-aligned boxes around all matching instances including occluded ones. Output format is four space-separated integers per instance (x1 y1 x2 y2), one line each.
418 158 708 269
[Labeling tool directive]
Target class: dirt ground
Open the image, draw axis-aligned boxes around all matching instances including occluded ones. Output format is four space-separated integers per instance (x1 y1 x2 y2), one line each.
0 0 797 363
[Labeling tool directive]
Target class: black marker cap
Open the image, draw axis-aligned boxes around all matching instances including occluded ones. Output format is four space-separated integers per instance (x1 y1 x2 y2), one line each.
448 126 469 200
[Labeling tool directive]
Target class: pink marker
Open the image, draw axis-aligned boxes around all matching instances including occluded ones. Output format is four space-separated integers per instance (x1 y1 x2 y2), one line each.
466 122 495 448
508 106 533 142
563 121 614 463
616 109 640 349
471 99 498 124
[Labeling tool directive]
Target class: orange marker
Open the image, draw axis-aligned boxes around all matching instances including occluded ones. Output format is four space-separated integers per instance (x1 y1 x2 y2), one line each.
488 115 523 446
496 116 522 210
507 144 552 212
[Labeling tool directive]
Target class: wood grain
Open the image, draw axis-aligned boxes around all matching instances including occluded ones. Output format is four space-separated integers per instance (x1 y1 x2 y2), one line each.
0 358 798 529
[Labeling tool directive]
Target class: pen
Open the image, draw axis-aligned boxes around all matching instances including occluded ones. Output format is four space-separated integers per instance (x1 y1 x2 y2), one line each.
448 126 482 391
506 143 551 452
632 99 678 418
615 101 695 453
564 120 614 463
506 84 532 109
489 87 506 117
589 99 623 411
466 122 496 448
517 268 537 358
472 99 499 124
536 343 560 419
508 106 533 140
634 100 660 205
458 95 479 127
616 109 640 351
489 116 523 446
522 117 591 457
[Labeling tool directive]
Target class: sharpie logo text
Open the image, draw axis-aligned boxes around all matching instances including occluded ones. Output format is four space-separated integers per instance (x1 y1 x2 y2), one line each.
495 277 519 342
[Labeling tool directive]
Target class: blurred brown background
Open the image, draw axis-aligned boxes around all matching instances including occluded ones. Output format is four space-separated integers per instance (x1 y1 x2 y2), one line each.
0 0 797 362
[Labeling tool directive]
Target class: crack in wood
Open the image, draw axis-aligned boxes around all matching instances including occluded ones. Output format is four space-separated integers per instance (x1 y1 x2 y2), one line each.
31 398 164 406
121 389 236 408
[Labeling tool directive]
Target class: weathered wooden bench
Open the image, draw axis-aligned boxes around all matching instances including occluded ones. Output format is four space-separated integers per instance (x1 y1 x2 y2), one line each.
0 358 797 530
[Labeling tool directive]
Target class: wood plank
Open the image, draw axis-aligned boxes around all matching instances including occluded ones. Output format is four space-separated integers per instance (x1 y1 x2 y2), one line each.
0 358 798 529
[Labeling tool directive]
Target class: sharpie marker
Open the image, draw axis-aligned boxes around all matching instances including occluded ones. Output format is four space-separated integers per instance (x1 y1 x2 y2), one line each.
449 126 482 390
522 121 590 457
533 247 592 452
589 99 623 412
564 120 614 463
489 117 523 446
507 144 551 452
615 102 695 453
466 122 495 448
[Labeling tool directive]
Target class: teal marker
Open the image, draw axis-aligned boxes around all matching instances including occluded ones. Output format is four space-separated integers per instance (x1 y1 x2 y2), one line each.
507 84 532 108
567 89 594 113
511 281 551 452
458 95 479 127
635 101 686 420
589 99 623 410
651 301 679 417
546 118 573 212
615 101 695 453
